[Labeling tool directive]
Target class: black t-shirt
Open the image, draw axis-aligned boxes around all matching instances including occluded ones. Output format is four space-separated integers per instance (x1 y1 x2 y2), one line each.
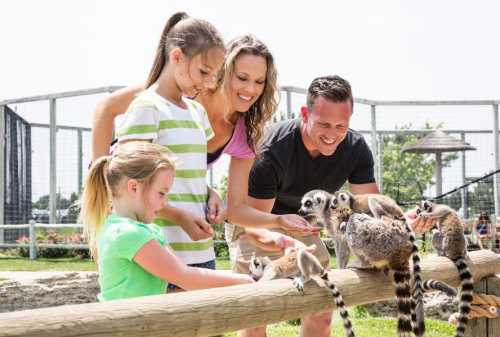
248 119 375 215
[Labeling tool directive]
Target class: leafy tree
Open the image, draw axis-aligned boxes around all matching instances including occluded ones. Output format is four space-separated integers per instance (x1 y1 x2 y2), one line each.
32 193 77 209
381 123 457 205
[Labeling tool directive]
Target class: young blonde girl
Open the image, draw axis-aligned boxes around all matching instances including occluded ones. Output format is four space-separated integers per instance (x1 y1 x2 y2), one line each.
81 142 252 301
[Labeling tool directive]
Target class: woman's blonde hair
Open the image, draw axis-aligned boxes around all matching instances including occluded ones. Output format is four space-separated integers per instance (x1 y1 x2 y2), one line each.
215 35 279 151
80 142 176 259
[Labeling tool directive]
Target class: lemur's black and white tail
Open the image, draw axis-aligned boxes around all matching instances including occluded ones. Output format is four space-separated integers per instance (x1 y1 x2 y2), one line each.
320 270 355 337
393 269 413 337
403 221 425 337
422 279 458 297
452 257 474 337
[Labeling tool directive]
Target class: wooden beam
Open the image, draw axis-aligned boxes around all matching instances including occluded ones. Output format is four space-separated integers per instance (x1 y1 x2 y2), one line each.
0 250 499 337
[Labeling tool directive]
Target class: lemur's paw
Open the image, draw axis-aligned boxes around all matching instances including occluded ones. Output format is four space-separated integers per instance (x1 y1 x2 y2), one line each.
292 277 305 294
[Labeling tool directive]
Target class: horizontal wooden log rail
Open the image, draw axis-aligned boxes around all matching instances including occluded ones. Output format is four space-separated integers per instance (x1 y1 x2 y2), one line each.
0 250 499 337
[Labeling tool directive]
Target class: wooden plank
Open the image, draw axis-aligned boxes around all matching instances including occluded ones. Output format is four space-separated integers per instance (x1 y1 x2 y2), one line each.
465 278 488 337
487 275 500 337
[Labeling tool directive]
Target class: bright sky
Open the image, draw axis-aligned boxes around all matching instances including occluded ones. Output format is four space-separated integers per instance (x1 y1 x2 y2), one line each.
1 0 499 200
2 0 500 100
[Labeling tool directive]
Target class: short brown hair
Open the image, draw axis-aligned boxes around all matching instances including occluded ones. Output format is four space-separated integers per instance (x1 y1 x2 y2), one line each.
306 75 353 111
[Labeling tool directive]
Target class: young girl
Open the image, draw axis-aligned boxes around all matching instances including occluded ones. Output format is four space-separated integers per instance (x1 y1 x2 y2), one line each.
114 12 227 290
81 142 253 301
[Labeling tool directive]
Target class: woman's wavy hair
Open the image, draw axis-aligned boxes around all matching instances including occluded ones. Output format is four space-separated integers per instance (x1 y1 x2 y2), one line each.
215 35 279 151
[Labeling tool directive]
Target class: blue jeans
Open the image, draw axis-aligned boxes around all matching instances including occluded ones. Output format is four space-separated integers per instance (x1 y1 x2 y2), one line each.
167 259 216 291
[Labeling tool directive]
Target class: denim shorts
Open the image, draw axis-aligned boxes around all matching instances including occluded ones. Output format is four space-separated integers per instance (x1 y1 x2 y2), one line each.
167 259 216 291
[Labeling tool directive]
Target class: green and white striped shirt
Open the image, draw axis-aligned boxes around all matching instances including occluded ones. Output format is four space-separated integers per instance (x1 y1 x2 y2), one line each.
117 88 215 264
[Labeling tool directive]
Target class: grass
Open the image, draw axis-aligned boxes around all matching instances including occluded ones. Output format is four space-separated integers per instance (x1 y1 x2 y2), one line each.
220 316 454 337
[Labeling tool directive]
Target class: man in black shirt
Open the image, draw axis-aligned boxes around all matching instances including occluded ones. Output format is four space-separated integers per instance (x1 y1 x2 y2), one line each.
235 75 432 337
234 75 378 337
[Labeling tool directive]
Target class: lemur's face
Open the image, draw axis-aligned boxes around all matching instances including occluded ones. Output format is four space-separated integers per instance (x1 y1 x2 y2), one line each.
332 191 352 210
298 190 331 221
416 200 434 214
249 255 267 281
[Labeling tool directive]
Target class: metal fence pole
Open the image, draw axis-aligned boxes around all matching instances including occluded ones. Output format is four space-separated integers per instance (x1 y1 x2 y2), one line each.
460 132 469 219
0 105 5 243
49 99 57 224
370 105 379 187
29 220 37 260
77 129 83 195
493 104 500 219
286 89 292 120
377 133 384 193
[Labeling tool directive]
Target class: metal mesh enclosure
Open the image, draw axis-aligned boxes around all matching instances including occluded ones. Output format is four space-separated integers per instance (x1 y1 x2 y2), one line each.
3 105 31 241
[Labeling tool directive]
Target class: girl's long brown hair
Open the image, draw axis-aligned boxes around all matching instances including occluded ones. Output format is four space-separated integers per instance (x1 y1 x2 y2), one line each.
145 12 224 88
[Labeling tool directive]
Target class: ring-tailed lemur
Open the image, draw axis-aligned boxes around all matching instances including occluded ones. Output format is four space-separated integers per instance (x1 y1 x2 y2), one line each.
249 247 355 337
416 200 473 337
299 190 456 337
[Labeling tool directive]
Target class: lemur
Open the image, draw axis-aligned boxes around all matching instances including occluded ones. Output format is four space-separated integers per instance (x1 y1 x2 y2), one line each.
298 190 457 337
416 200 473 337
249 247 355 337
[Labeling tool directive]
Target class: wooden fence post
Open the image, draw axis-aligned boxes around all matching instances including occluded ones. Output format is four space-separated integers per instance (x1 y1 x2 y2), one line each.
465 274 500 337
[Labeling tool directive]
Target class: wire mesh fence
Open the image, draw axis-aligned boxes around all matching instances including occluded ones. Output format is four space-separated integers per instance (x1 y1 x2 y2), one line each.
1 86 499 253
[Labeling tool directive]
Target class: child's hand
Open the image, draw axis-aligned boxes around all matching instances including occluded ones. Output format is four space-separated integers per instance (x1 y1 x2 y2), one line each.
207 188 226 225
178 212 214 241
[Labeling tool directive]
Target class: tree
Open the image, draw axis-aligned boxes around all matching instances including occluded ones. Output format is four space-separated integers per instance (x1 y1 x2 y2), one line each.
32 193 77 210
381 123 457 205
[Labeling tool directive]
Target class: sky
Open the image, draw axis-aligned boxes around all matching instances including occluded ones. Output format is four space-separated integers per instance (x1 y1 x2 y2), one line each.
1 0 499 200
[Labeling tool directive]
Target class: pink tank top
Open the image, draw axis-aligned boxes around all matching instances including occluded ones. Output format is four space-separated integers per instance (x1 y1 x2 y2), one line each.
207 117 255 167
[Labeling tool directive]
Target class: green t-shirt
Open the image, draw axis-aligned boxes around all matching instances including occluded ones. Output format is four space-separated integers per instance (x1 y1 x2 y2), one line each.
97 214 166 301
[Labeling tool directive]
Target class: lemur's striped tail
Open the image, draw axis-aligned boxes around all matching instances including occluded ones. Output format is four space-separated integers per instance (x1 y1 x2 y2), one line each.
320 270 355 337
422 279 458 297
394 269 413 337
404 222 425 337
452 257 474 337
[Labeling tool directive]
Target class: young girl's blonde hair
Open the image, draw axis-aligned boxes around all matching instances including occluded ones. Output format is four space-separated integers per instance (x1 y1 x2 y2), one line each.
80 142 176 258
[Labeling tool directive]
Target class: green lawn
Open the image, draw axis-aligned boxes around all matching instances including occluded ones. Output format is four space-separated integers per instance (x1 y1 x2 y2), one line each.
221 317 454 337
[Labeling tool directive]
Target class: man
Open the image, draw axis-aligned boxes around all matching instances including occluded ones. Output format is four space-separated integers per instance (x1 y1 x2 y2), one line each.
233 75 432 337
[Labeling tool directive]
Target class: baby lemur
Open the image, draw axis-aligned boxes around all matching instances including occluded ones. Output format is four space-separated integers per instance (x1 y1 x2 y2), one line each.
416 200 473 337
249 247 355 337
299 190 456 337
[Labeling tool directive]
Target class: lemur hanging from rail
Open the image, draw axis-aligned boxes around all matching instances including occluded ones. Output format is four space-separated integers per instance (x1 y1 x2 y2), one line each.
416 200 473 337
249 247 355 337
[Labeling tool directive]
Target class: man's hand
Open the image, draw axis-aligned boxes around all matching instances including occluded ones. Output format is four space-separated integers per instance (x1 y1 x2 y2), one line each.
244 230 314 253
206 188 226 225
277 214 322 237
405 208 436 234
177 211 214 241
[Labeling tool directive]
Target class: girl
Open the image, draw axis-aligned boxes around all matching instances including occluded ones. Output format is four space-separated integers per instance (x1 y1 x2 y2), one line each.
113 12 227 289
81 142 253 301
